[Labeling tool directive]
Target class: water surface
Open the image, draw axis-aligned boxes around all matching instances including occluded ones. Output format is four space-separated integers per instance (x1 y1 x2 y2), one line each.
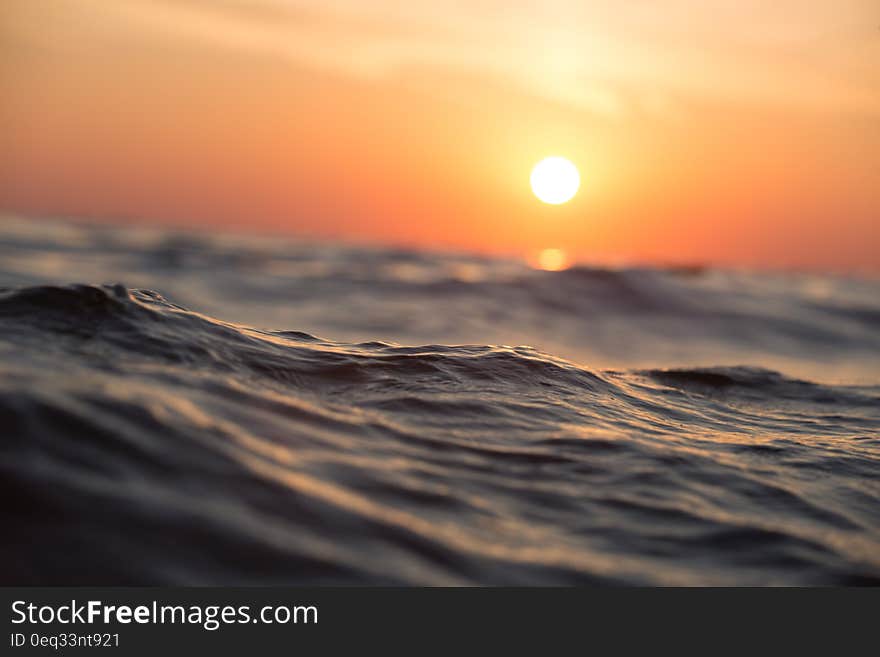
1 217 878 585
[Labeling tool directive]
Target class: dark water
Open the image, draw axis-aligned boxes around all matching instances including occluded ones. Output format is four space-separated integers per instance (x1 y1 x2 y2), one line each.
1 216 879 585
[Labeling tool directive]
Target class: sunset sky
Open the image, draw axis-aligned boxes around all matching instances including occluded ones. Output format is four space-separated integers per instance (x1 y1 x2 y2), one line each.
2 0 878 270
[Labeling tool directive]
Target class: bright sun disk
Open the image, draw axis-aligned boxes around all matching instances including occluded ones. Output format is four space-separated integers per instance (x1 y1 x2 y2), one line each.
530 157 580 204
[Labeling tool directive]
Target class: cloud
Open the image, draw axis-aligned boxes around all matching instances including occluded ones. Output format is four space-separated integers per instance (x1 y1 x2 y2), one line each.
5 0 879 118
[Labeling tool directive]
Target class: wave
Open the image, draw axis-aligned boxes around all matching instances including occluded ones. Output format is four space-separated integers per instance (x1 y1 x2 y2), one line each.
1 283 878 585
3 216 879 386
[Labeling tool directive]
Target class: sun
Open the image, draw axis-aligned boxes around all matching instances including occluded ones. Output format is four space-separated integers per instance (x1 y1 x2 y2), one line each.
530 157 580 205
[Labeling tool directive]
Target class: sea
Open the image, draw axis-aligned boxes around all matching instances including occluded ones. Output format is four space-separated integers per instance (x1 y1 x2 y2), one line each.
1 215 878 585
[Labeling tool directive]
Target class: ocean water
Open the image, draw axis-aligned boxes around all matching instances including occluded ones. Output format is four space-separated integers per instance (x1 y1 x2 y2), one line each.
1 215 878 585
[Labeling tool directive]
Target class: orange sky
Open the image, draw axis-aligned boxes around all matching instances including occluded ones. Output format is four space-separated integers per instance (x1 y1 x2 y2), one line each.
1 0 878 271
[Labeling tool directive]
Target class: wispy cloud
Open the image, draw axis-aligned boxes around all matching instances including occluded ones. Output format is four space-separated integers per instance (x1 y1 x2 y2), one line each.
8 0 879 118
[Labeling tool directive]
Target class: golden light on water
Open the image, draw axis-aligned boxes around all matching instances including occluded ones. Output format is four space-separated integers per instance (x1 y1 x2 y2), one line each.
535 248 569 271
